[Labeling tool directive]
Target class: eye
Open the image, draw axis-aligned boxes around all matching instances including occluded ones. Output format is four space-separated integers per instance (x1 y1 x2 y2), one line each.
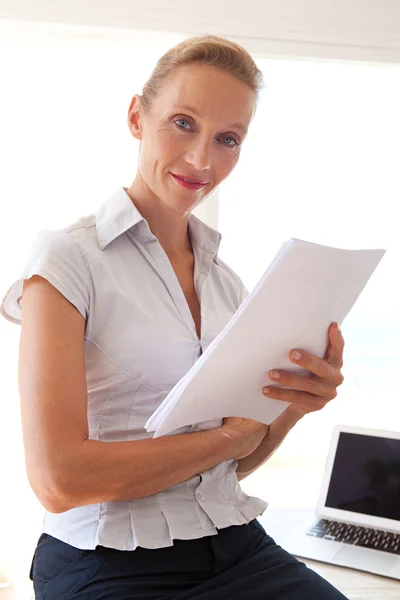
219 135 240 148
174 119 192 130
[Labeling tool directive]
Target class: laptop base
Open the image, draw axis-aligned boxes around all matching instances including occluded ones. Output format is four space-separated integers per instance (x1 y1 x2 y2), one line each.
258 508 400 580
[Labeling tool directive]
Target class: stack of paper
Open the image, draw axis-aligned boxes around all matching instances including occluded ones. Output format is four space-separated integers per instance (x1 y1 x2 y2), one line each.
145 238 385 438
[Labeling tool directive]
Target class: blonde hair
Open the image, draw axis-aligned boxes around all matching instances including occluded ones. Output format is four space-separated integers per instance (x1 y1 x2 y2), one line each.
141 35 264 113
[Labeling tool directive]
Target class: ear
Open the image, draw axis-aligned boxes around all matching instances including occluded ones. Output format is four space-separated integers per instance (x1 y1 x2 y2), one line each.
127 95 143 140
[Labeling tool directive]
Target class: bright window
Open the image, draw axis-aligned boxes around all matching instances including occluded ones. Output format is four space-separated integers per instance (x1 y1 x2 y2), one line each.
218 56 400 504
0 20 183 584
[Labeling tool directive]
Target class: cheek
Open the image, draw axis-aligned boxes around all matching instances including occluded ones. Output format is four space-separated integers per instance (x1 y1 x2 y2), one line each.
214 149 240 182
157 133 185 174
139 132 176 176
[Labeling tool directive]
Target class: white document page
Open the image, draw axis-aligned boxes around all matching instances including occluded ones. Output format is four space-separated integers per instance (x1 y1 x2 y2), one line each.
145 238 386 438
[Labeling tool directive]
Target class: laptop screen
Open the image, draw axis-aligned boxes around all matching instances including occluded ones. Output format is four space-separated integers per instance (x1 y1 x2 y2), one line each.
325 431 400 522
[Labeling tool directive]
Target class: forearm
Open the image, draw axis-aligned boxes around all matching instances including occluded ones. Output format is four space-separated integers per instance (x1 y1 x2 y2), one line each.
236 406 304 480
51 429 233 512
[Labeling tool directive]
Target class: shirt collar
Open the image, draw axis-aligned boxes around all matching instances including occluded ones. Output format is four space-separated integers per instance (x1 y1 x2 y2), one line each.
96 187 222 256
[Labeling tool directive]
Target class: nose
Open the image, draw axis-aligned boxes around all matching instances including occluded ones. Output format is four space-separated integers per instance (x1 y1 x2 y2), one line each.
185 137 212 172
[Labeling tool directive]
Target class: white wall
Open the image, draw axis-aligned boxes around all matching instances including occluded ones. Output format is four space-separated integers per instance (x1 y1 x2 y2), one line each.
2 0 400 63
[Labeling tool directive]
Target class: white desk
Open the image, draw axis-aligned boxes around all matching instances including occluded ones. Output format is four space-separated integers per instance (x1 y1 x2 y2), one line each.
258 508 400 599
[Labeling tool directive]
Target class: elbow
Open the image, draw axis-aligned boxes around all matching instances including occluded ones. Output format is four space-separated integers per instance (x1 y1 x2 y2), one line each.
26 445 90 513
41 484 76 514
29 470 77 514
43 499 73 514
43 491 75 514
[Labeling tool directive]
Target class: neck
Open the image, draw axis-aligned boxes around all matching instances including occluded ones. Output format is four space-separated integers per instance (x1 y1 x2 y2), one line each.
125 177 193 260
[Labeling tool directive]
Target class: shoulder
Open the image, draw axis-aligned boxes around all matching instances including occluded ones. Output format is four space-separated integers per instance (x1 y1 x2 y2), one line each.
0 213 98 326
62 212 99 255
33 211 103 276
28 210 98 257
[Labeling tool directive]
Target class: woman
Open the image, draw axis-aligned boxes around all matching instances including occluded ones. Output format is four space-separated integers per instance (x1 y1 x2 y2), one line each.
1 35 346 599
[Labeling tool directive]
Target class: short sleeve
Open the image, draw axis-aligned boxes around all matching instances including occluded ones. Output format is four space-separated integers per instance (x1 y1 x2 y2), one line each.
0 229 90 325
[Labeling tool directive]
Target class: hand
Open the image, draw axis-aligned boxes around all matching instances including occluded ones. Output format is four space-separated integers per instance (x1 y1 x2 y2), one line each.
219 417 269 460
262 322 345 417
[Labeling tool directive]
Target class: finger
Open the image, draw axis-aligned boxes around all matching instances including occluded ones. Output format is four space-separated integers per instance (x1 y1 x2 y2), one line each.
289 348 344 386
325 322 345 368
268 370 340 398
262 386 330 412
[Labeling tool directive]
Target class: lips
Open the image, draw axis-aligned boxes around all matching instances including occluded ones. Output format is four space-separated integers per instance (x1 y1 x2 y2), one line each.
171 173 208 185
170 173 208 190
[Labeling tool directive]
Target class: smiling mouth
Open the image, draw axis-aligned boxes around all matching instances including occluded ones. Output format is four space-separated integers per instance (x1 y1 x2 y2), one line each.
171 173 208 185
170 173 208 190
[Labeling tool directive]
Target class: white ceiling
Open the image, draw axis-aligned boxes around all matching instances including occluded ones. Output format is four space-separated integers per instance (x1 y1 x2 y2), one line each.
1 0 400 63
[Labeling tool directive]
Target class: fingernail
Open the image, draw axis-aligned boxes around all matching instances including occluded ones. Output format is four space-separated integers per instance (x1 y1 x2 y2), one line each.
263 387 271 394
292 351 302 361
270 370 281 379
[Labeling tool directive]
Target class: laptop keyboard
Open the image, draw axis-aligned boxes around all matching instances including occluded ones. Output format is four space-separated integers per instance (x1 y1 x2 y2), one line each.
307 518 400 555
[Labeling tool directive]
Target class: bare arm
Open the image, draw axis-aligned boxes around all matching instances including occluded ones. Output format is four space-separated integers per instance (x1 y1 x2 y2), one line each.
19 276 260 513
235 407 304 480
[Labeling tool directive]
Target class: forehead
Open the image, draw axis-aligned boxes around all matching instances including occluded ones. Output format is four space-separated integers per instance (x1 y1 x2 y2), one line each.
153 63 254 129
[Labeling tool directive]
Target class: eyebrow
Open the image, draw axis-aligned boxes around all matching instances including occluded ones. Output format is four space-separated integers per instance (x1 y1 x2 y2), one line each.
174 104 248 133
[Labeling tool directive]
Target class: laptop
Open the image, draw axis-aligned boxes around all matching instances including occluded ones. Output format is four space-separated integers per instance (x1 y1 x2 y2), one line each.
259 425 400 579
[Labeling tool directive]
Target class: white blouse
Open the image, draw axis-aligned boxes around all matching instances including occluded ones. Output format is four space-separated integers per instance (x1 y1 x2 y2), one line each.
0 186 267 551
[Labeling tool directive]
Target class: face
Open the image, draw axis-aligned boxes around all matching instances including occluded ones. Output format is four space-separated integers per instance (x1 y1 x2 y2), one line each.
128 63 255 214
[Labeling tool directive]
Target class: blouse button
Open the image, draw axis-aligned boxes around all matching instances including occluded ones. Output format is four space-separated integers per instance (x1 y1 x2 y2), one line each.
196 492 204 502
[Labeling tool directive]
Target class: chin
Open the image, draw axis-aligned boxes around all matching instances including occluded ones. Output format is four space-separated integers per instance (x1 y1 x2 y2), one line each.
164 174 214 212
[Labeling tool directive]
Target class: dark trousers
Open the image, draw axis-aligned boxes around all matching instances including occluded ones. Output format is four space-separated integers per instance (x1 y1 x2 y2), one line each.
30 520 348 599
